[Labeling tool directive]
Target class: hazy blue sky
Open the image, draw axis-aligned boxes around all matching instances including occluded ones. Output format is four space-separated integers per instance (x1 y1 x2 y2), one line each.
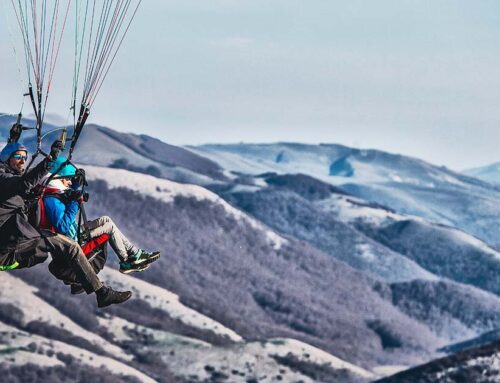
1 0 500 170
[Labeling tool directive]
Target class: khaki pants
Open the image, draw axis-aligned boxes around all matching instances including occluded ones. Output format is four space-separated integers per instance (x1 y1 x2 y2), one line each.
85 216 138 262
15 231 103 294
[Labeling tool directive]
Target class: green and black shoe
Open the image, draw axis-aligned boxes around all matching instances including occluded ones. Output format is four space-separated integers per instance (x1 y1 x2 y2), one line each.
129 250 161 266
119 262 150 274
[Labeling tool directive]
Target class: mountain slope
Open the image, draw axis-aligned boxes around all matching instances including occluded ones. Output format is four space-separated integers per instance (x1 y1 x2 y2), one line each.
0 322 156 383
317 186 500 296
79 166 500 369
375 340 500 383
464 162 500 185
191 143 500 248
219 173 500 298
4 265 378 383
225 187 436 283
80 166 444 368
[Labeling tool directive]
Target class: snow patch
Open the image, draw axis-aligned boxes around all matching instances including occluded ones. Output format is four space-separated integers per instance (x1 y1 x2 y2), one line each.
356 243 376 262
99 314 211 349
0 348 64 368
230 184 262 193
157 336 374 383
389 173 403 183
372 365 408 377
263 338 375 378
432 172 465 187
448 228 500 259
97 315 135 343
318 195 405 225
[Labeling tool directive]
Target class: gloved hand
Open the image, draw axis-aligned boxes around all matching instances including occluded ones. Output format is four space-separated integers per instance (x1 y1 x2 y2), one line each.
8 123 23 143
73 168 88 186
49 139 64 160
63 189 89 203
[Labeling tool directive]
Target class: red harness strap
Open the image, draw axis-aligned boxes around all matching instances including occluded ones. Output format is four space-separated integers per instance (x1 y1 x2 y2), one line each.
81 234 109 256
39 197 56 233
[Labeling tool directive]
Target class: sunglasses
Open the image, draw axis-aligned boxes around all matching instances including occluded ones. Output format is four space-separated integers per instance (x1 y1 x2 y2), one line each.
11 154 28 161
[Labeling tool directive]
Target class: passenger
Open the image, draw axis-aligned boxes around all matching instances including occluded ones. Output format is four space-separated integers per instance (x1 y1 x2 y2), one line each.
42 157 160 275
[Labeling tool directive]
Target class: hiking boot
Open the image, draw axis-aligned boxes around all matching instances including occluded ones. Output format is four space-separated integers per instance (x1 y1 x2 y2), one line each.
70 284 85 295
129 250 160 266
96 286 132 308
119 262 150 274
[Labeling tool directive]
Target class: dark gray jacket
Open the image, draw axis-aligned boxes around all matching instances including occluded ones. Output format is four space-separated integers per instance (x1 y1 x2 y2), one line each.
0 158 51 263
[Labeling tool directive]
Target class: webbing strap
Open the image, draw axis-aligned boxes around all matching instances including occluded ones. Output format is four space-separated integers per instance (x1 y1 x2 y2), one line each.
0 262 20 271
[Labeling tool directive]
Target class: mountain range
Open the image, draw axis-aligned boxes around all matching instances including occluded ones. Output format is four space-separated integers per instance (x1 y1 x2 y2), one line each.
1 114 500 382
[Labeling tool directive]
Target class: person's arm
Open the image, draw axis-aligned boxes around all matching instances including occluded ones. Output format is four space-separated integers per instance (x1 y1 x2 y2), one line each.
44 197 80 235
21 157 52 189
24 139 64 189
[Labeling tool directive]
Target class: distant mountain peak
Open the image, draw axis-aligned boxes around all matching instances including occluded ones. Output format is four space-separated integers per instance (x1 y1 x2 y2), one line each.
329 156 354 177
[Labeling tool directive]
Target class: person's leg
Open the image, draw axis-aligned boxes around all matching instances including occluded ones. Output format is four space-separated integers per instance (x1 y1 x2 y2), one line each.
85 216 138 262
84 216 160 274
48 249 105 291
40 232 103 294
14 233 132 307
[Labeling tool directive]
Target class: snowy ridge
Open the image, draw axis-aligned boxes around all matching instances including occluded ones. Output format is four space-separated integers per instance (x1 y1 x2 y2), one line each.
319 194 408 225
98 314 211 348
85 165 287 250
192 143 467 188
117 328 375 383
0 322 156 383
448 228 500 259
0 273 130 360
316 195 438 282
192 143 500 248
100 268 244 342
372 365 408 377
261 338 374 378
319 192 500 261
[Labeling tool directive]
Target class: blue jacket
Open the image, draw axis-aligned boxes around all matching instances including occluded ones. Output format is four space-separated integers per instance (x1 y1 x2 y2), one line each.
43 196 79 241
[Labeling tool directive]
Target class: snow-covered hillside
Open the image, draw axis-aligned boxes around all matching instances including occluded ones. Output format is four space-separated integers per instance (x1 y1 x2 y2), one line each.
0 273 128 360
0 322 156 383
0 270 378 383
376 340 500 383
100 268 243 342
191 143 500 248
219 171 500 297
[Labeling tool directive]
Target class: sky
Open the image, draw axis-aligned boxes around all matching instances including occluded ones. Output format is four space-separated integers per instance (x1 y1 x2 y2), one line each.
1 0 500 170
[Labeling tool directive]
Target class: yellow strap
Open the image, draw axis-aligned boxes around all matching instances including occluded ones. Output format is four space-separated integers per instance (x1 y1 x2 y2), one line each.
0 262 19 271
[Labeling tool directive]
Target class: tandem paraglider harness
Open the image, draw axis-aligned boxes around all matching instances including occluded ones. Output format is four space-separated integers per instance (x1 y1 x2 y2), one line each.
31 180 109 269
